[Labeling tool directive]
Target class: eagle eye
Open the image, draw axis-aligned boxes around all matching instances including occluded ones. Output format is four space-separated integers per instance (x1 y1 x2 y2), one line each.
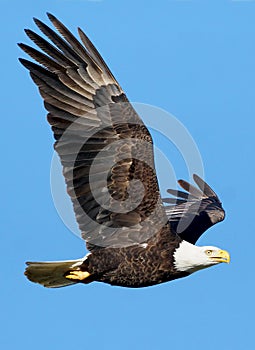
205 250 213 256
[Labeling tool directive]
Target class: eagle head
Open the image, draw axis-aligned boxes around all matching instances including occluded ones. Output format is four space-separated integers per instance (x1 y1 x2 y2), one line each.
174 240 230 274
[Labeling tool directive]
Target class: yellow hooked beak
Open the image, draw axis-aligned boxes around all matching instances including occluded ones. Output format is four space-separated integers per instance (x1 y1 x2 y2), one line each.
210 249 230 264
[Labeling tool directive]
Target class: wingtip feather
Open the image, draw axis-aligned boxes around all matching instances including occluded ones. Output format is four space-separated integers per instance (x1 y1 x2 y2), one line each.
193 173 217 197
47 12 55 21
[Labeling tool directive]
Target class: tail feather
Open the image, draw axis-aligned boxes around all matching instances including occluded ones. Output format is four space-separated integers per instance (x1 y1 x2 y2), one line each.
25 258 85 288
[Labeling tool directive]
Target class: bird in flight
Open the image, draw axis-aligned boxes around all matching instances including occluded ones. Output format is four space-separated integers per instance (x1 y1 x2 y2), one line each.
19 14 229 288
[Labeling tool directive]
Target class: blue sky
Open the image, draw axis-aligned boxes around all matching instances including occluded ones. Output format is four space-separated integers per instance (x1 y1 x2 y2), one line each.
2 1 255 349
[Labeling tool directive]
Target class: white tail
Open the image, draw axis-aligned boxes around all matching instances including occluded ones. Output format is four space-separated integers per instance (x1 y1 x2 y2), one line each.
25 258 85 288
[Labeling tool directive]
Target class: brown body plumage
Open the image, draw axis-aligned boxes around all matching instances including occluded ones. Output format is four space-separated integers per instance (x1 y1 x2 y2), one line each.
77 226 188 287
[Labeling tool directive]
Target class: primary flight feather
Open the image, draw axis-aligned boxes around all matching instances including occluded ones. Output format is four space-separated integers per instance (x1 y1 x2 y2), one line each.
19 14 229 288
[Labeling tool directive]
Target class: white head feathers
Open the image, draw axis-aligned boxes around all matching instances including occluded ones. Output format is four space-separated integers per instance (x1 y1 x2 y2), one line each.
174 240 230 274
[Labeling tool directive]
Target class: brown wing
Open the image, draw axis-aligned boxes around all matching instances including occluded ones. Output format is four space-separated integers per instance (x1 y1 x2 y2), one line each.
162 174 225 244
19 14 168 249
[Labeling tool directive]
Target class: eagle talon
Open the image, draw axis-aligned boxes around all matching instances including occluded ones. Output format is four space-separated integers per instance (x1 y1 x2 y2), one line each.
65 270 90 281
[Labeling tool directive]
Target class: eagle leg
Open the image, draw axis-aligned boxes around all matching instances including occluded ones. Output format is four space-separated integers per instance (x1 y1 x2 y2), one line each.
65 270 91 281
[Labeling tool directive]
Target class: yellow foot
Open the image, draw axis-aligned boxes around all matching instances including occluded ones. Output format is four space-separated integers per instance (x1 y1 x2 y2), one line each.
65 270 90 281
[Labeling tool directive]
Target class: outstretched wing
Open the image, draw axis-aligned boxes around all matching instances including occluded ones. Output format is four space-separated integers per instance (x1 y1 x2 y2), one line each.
19 14 168 249
162 174 225 244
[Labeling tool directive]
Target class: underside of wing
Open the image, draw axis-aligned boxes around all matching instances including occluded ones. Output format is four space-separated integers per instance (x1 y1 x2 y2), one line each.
19 14 169 250
162 174 225 244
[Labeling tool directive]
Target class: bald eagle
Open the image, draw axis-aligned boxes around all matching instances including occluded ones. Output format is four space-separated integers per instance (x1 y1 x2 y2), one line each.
19 14 229 288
